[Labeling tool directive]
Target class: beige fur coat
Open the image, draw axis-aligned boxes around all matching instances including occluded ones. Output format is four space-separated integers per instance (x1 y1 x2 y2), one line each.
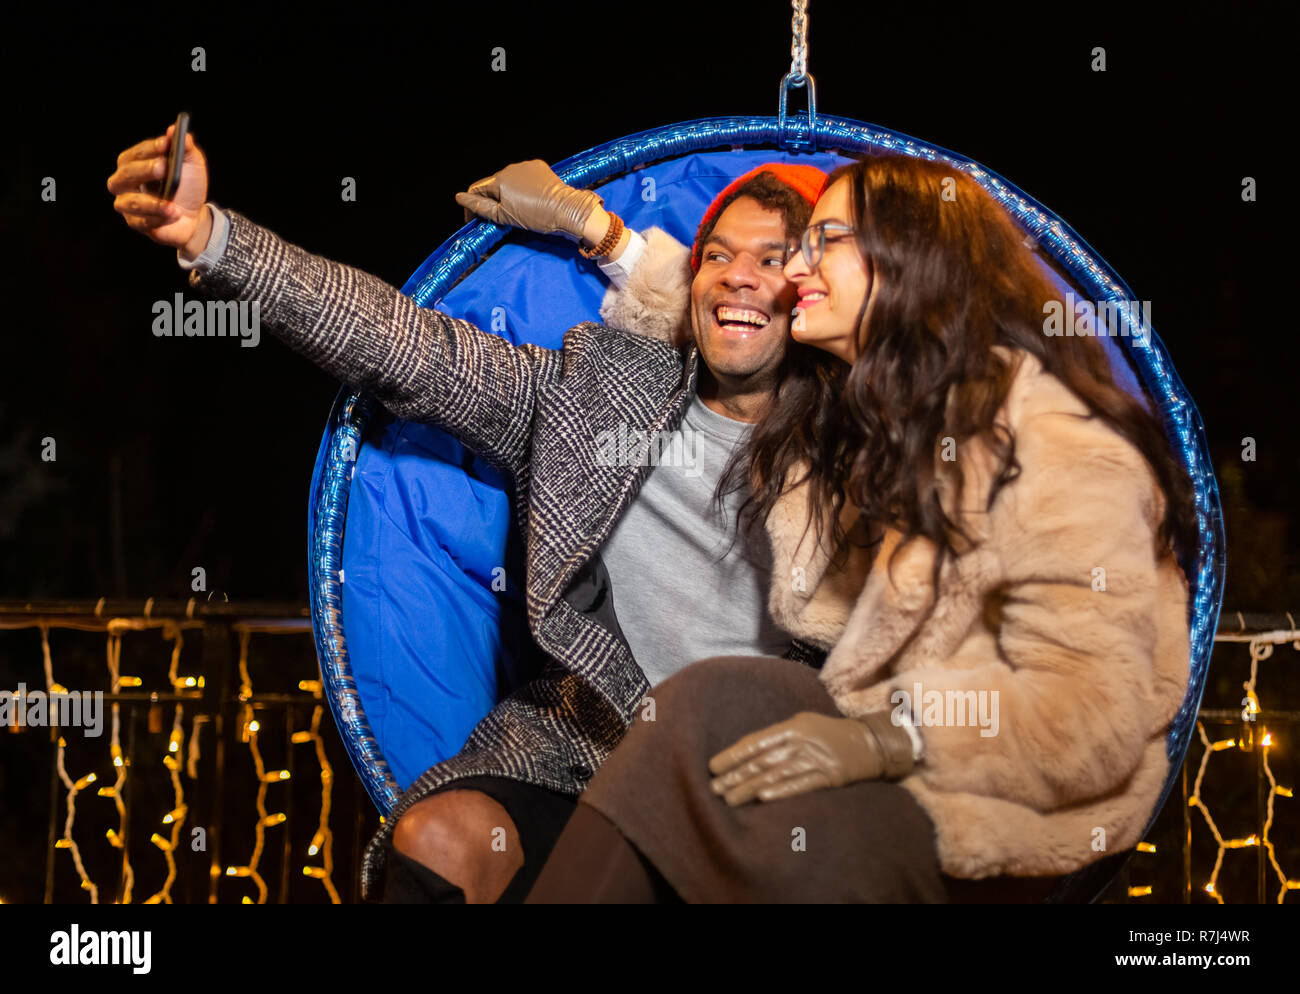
601 229 1192 880
766 347 1192 879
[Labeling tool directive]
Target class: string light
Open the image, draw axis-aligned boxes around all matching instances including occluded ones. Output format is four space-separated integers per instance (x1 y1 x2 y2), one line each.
104 624 135 904
40 624 99 901
226 626 340 904
1181 633 1298 903
12 606 1294 904
295 695 340 902
1116 625 1298 903
54 732 98 904
226 699 274 905
7 610 336 904
1126 841 1159 898
144 703 188 904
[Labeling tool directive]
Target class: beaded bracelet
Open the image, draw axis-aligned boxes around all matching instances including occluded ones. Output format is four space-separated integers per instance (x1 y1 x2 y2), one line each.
579 211 624 259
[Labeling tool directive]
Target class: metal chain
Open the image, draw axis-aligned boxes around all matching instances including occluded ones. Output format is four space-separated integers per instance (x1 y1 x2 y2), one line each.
778 0 816 149
789 0 809 81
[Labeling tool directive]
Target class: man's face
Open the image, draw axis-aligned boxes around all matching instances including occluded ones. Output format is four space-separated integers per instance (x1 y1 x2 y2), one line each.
690 196 797 388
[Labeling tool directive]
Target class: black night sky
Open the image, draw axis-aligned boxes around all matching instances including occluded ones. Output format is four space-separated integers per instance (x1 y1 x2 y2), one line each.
1 2 1290 610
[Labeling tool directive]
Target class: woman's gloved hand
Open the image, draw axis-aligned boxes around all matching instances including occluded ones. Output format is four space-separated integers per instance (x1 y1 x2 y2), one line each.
708 710 916 806
455 159 604 241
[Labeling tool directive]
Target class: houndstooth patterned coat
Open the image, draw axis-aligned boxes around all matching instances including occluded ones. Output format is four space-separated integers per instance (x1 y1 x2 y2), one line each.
185 209 820 899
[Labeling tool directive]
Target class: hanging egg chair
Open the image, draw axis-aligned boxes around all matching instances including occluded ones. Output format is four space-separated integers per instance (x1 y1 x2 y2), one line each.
307 45 1224 904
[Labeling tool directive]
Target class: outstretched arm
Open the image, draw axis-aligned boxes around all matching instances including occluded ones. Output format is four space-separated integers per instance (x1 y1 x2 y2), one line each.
185 205 557 475
108 125 558 476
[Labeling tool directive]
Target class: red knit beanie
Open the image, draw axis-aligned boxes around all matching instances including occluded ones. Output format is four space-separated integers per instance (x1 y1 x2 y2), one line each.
690 162 829 272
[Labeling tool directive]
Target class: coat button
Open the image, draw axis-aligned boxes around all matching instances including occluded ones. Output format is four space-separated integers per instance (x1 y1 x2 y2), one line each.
570 763 592 782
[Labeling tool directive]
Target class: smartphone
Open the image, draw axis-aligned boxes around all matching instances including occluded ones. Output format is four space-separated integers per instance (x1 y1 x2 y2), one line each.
159 111 190 201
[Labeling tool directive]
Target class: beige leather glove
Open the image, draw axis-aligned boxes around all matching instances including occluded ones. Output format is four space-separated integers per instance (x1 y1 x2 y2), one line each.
708 710 916 806
455 159 602 239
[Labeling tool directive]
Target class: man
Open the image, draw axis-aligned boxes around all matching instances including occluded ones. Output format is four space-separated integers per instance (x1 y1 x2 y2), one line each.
107 125 829 902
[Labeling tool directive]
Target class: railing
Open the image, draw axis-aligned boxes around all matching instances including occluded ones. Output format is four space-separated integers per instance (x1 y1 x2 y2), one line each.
0 601 1295 903
0 599 378 905
1165 612 1299 904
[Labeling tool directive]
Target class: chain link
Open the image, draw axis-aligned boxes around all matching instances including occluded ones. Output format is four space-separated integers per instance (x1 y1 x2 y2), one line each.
778 0 816 148
789 0 809 81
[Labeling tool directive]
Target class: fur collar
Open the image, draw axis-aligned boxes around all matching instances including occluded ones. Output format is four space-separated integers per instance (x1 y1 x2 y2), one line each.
764 347 1038 692
597 227 694 348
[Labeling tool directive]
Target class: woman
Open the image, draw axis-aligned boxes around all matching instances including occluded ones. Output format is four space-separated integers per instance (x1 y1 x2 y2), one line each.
520 154 1198 902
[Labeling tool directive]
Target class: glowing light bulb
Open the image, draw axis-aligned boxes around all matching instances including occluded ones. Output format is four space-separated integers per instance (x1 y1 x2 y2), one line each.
162 805 187 825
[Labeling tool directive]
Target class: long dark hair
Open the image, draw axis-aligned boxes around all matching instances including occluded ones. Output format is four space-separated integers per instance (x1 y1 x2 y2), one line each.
720 154 1198 606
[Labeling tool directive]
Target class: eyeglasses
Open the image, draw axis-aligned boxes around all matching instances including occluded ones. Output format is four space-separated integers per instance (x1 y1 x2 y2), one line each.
788 222 857 269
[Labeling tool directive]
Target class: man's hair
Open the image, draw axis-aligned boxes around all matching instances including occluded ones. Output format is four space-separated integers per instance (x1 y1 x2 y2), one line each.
691 173 815 270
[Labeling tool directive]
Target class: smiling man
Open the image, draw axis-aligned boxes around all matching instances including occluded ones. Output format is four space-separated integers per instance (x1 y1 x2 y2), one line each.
397 162 834 906
687 167 824 421
108 128 827 903
592 166 831 699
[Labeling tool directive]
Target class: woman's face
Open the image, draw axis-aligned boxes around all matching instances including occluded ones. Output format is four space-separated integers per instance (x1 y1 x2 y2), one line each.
783 177 874 363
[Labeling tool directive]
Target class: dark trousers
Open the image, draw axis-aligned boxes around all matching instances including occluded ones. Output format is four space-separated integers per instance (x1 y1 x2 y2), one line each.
383 773 1060 903
525 796 1060 903
526 802 683 903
